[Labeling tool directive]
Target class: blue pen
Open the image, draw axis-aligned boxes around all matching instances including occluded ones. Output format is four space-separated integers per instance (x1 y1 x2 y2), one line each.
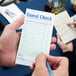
46 62 54 76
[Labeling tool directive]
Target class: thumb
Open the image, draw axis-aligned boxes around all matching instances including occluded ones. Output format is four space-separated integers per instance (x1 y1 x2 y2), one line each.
56 33 62 46
35 54 47 65
47 55 62 64
9 15 25 30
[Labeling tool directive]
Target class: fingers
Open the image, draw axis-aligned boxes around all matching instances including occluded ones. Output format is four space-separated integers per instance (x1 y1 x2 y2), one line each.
50 44 56 51
35 54 47 63
56 33 66 51
56 33 61 43
50 37 56 51
67 22 76 25
56 33 61 46
34 54 47 69
67 22 76 27
47 55 62 64
66 41 73 52
56 33 73 52
56 33 63 47
30 54 47 71
47 55 68 69
9 15 25 30
30 62 35 71
51 37 56 43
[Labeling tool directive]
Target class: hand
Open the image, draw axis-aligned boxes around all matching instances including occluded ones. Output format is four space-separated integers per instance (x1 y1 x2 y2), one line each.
67 21 76 27
31 54 50 76
56 33 73 53
0 15 25 66
47 55 69 76
31 54 69 76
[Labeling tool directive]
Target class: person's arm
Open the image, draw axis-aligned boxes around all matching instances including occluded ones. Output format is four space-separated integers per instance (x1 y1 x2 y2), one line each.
56 33 76 76
62 51 76 76
0 15 24 66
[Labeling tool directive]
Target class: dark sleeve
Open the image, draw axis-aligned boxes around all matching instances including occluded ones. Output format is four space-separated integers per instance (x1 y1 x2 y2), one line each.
62 51 76 76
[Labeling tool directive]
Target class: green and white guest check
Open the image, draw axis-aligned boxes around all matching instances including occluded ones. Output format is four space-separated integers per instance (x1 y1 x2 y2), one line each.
16 8 55 66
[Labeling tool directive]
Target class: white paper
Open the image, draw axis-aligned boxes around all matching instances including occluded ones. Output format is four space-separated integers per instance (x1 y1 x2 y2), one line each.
0 3 24 28
16 8 55 66
54 11 76 43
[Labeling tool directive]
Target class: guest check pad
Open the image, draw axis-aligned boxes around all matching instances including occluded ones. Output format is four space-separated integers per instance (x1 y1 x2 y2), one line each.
54 11 76 43
16 8 55 66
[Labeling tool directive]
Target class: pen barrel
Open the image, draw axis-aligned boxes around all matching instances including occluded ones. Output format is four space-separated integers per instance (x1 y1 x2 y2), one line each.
46 62 54 76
